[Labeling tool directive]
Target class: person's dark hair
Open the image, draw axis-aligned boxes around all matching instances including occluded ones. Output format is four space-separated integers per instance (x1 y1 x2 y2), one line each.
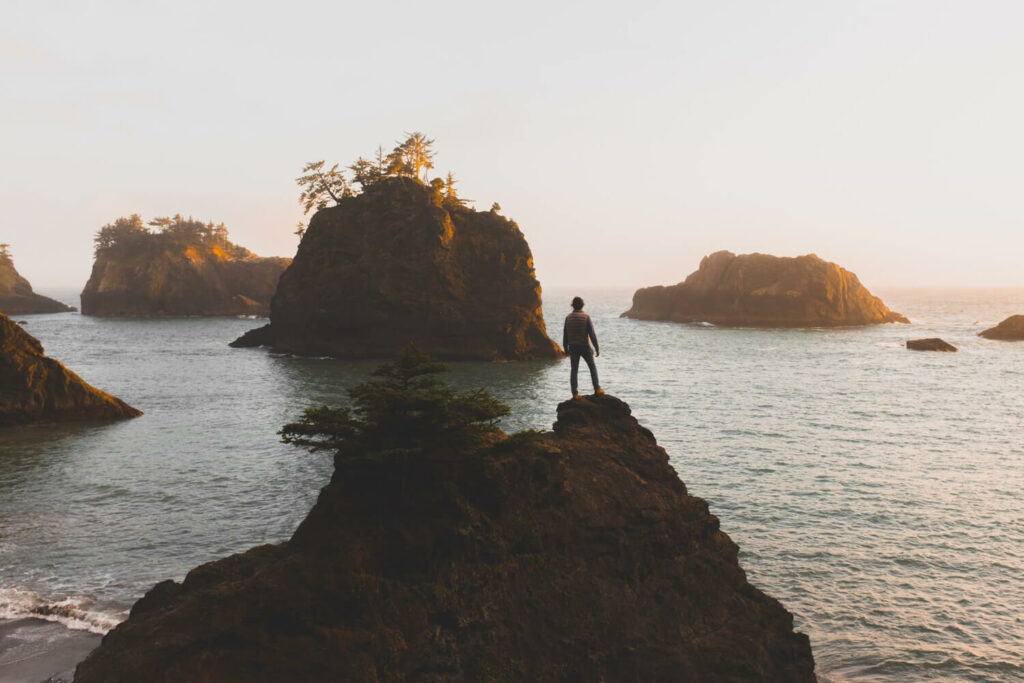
571 296 584 311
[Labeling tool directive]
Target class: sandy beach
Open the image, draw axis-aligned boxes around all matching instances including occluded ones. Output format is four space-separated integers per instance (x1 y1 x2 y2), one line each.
0 618 99 683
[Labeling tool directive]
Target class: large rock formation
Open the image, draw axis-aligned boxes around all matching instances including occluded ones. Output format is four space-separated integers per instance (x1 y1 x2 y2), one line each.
81 219 290 316
0 250 76 314
231 178 560 360
979 315 1024 341
74 395 814 682
623 251 909 327
0 313 141 425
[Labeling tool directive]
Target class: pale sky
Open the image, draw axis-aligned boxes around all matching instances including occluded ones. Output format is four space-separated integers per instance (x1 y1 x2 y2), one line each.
2 0 1022 290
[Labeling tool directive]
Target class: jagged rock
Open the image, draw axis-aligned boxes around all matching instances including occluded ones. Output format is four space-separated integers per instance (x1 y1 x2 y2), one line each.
979 315 1024 341
622 251 908 327
906 338 957 352
0 252 76 314
81 231 289 317
231 177 560 360
0 313 141 426
74 394 814 683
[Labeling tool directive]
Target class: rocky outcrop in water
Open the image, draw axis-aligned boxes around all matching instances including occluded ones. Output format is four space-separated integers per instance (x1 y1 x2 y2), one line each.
0 312 141 426
81 216 289 316
74 395 814 682
231 177 560 360
906 338 957 352
979 315 1024 341
622 251 908 328
0 251 75 314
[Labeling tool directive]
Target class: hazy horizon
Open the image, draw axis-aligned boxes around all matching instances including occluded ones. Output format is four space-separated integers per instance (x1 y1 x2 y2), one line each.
4 1 1023 290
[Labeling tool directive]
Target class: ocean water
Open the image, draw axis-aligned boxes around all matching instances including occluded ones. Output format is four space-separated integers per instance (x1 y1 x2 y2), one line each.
1 286 1023 682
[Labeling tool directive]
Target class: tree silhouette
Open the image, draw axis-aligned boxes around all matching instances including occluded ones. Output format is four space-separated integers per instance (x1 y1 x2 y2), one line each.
0 243 11 264
386 132 436 182
279 345 509 457
296 161 351 215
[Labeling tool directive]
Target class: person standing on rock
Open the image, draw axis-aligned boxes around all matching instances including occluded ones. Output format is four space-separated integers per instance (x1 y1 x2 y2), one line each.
563 297 604 399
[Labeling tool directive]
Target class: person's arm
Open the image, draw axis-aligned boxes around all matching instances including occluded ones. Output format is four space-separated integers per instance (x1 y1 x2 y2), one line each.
587 315 599 355
562 317 568 353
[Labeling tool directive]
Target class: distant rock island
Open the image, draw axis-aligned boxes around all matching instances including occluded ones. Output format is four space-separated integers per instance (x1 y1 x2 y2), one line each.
232 144 559 359
0 245 75 314
74 393 814 682
979 315 1024 341
0 312 140 426
623 251 909 327
81 215 290 316
907 338 957 352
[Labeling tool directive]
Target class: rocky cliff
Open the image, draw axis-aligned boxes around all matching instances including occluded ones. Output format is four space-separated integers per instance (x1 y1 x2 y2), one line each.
623 251 908 327
0 312 141 426
979 315 1024 341
0 253 75 314
81 233 289 317
75 394 814 682
231 177 560 360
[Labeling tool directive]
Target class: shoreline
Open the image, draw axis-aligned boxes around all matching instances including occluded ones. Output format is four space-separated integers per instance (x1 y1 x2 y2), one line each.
0 617 100 683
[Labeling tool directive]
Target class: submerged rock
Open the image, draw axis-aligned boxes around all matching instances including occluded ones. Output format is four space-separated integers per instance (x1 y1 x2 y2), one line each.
81 216 290 316
230 177 560 360
906 338 957 352
979 315 1024 341
0 251 76 314
622 251 908 328
0 313 141 426
74 394 814 682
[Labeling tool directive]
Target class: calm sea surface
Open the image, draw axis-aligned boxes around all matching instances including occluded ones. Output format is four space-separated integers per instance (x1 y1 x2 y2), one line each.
1 286 1022 681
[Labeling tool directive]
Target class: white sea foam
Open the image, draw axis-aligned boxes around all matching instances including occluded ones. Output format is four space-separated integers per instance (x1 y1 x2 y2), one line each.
0 588 124 634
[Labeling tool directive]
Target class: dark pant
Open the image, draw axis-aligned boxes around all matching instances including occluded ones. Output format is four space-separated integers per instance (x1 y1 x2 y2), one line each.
568 344 599 394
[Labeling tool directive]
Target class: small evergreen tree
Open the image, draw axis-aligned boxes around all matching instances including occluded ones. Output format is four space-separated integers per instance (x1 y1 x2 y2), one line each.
280 345 509 458
0 243 11 265
296 161 352 215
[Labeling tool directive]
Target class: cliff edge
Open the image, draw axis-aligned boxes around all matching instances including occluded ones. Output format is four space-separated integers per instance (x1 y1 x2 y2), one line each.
979 315 1024 341
623 251 908 327
75 394 814 682
0 250 75 314
81 215 290 316
0 312 141 426
230 177 560 360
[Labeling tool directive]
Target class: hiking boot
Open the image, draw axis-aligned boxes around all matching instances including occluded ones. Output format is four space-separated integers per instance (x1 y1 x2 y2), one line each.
595 388 605 395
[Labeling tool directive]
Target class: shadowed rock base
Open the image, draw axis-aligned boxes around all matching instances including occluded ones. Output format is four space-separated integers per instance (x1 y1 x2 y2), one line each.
74 395 814 683
0 312 141 426
907 338 958 352
0 256 76 314
979 315 1024 341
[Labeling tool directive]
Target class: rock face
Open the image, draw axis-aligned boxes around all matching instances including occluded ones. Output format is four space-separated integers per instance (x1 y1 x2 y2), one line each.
979 315 1024 341
0 313 141 426
81 241 289 317
622 251 909 327
0 253 75 314
231 178 560 360
906 338 957 352
75 395 814 683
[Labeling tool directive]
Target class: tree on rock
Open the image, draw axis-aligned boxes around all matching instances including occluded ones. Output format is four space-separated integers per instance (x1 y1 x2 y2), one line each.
0 244 11 264
386 132 436 182
280 345 509 458
296 161 352 215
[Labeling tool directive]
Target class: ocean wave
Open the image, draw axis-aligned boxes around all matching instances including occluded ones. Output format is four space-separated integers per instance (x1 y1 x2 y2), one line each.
0 587 124 634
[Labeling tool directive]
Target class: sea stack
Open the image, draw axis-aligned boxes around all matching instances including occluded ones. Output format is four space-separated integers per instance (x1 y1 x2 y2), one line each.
622 251 909 327
80 215 290 316
0 246 76 314
979 315 1024 341
231 177 560 360
0 312 141 425
73 394 814 682
906 338 958 352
